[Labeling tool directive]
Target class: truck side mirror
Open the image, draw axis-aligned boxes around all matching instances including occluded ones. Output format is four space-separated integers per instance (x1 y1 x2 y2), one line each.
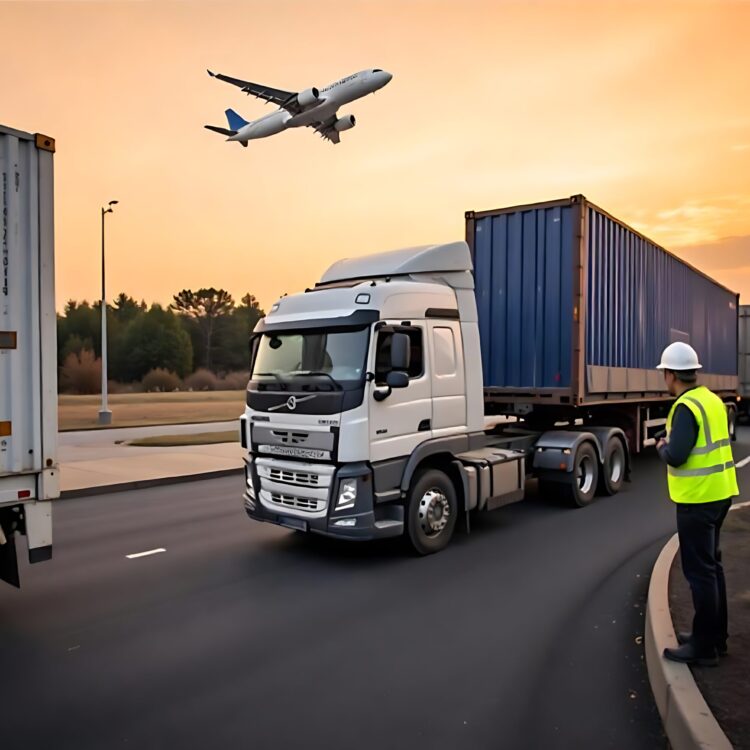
386 371 409 389
390 332 411 372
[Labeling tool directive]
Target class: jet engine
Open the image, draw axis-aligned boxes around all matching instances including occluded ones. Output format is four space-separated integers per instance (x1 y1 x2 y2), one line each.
297 87 322 109
334 115 356 132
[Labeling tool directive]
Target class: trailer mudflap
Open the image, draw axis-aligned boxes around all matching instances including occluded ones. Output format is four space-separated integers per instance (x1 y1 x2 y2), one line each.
0 527 20 588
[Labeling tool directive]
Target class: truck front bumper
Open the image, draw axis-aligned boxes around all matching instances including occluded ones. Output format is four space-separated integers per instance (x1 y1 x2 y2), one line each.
243 459 403 541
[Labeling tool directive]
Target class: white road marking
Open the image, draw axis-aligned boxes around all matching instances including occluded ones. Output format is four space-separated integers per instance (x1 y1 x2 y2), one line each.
732 500 750 511
126 548 166 559
735 455 750 470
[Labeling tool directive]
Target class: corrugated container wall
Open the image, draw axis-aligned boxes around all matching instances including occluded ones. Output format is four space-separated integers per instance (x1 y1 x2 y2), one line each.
586 207 736 378
471 202 575 390
740 306 750 398
467 196 738 403
0 126 58 489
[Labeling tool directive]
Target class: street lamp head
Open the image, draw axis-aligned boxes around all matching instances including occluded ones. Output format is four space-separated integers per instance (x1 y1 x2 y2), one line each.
109 200 119 206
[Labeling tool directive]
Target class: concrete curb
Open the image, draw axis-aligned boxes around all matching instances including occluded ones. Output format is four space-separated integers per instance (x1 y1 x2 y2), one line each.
60 467 243 499
645 533 733 750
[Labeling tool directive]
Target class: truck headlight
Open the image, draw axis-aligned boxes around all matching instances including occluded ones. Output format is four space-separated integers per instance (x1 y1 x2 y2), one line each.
336 479 357 510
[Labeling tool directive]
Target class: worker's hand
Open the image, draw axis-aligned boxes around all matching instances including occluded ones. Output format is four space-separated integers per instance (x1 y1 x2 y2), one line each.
656 438 667 451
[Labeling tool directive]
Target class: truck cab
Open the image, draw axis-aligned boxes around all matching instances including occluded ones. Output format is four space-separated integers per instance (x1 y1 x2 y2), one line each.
242 242 542 553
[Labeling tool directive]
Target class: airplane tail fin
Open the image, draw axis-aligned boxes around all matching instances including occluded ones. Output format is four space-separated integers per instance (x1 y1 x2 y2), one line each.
225 108 249 131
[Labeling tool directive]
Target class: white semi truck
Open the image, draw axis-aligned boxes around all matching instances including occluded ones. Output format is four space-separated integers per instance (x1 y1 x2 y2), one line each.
0 124 58 586
240 199 739 554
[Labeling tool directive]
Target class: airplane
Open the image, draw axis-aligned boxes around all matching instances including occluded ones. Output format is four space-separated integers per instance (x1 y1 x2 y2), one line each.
205 68 393 147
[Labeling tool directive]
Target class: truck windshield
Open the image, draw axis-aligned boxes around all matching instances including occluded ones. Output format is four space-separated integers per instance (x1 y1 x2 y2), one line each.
251 328 369 390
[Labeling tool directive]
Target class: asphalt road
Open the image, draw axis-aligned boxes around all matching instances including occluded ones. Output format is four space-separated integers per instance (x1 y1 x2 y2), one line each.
3 431 749 750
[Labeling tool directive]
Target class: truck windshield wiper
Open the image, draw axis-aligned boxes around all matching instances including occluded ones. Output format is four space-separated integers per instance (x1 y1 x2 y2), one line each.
291 371 342 390
254 372 287 390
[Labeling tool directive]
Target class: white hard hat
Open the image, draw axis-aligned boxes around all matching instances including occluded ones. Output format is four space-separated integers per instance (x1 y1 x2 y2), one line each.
657 342 702 371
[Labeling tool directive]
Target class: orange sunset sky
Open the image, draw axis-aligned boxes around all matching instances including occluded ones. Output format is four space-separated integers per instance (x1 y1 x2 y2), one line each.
4 0 750 311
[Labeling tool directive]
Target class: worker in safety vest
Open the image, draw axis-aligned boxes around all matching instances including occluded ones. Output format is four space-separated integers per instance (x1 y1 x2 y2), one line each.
656 342 738 666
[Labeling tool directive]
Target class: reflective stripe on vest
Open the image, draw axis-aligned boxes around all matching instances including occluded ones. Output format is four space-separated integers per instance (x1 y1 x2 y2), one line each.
665 386 739 503
668 460 735 477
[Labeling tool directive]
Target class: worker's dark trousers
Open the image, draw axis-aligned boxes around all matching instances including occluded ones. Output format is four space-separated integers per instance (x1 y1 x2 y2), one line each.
676 498 732 652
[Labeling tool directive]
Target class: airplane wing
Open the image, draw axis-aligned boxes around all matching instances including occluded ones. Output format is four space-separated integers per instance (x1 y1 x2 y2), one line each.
207 70 300 114
309 116 340 144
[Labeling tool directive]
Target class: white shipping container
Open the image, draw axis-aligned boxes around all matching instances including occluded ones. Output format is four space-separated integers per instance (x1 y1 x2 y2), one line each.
0 124 57 587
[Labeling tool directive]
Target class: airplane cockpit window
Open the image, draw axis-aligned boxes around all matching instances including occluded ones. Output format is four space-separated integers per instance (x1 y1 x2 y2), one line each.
373 69 383 73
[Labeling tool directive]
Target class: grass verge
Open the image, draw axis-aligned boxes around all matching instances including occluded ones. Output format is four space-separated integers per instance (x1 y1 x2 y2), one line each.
59 391 246 431
128 430 239 447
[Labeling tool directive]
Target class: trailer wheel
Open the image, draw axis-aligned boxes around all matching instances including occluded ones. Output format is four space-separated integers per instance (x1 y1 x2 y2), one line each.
406 469 458 555
598 437 626 496
560 443 599 508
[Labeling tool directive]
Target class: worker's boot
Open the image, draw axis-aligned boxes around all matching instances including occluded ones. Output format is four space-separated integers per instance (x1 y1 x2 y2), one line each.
676 631 728 656
664 642 719 667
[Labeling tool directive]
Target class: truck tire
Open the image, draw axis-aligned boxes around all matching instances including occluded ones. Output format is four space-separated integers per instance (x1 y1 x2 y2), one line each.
598 437 626 496
406 469 458 555
728 408 737 442
560 442 599 508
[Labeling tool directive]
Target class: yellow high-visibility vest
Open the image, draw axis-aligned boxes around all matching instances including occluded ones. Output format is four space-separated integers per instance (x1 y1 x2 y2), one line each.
666 386 738 503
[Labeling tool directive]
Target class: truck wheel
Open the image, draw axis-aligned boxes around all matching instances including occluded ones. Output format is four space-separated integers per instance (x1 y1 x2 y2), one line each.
406 469 458 555
598 437 625 496
728 409 737 442
560 443 599 508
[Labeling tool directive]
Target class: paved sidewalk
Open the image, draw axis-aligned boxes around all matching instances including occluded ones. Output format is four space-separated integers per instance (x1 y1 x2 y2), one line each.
59 422 243 495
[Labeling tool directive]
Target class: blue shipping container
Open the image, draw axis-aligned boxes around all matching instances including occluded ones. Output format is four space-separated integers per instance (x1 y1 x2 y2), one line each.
466 195 738 404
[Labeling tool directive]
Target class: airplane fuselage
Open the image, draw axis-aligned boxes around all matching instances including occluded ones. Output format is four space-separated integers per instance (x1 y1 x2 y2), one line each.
228 69 391 143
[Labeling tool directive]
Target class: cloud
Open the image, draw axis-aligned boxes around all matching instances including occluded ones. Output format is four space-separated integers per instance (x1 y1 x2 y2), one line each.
673 235 750 301
631 196 750 247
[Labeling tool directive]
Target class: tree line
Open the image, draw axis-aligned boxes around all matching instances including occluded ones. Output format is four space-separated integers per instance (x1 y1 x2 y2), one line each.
57 288 265 391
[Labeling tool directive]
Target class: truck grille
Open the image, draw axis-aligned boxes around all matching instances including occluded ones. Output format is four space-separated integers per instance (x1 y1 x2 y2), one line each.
271 430 308 445
269 493 323 513
255 458 334 519
268 468 319 486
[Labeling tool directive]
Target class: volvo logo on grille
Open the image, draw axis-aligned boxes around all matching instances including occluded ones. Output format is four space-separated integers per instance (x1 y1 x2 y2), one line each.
268 394 316 412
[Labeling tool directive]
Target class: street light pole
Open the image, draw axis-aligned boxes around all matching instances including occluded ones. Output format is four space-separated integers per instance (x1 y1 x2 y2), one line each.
98 200 118 426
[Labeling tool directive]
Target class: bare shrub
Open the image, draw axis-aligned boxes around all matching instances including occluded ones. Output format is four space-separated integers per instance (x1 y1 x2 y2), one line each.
60 350 101 394
184 368 219 391
142 368 181 392
107 380 133 395
219 371 250 390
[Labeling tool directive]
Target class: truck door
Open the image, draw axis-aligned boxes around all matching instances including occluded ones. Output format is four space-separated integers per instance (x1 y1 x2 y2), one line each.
428 321 466 436
369 323 432 463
